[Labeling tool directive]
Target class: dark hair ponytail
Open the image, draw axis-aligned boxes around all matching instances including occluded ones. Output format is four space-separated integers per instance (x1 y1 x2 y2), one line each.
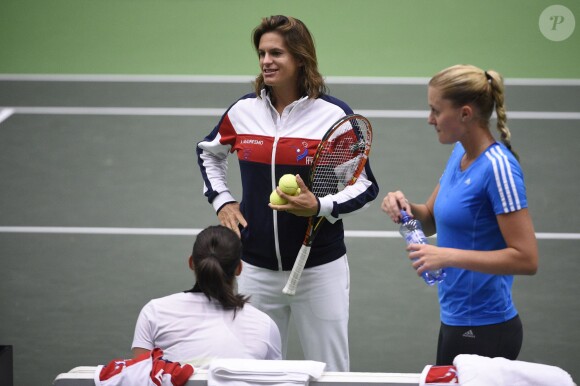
192 225 248 315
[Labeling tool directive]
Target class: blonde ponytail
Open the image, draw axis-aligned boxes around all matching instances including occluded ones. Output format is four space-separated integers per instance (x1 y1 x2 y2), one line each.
486 70 519 160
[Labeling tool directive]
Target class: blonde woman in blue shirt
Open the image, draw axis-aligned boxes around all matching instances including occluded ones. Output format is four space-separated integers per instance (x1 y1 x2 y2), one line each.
382 64 538 365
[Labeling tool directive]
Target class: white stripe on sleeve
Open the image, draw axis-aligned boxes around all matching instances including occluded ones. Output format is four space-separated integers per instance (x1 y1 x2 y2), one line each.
486 147 522 213
491 147 515 211
485 151 509 213
494 146 522 210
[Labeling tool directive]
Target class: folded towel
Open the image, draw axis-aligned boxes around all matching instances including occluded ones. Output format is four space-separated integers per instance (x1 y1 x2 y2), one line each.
208 358 326 386
453 354 575 386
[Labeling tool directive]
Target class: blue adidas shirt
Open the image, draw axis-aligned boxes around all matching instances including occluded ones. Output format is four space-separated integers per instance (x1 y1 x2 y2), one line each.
434 142 527 326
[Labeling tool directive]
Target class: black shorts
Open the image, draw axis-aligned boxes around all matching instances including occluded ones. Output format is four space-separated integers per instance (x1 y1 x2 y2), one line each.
436 315 523 365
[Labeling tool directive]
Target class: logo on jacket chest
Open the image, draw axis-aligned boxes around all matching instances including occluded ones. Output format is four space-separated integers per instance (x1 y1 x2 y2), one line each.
240 139 265 146
291 142 309 162
290 141 315 164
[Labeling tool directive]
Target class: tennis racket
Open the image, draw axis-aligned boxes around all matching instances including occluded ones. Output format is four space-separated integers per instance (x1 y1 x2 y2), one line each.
282 113 373 295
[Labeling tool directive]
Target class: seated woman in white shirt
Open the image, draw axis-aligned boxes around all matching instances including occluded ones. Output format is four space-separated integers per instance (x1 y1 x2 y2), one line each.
131 225 282 368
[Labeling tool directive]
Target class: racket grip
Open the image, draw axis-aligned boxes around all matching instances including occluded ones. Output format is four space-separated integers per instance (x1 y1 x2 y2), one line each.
282 245 312 296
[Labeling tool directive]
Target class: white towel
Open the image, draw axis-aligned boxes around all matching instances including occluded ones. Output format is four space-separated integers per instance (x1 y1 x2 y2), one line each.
453 354 576 386
208 359 326 386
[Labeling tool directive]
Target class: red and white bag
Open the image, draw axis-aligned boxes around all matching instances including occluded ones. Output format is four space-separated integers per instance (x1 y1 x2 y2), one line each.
420 365 459 385
95 348 193 386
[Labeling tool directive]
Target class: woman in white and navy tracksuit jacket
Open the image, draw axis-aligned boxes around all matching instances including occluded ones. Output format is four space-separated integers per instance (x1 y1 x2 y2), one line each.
196 15 379 372
198 89 378 272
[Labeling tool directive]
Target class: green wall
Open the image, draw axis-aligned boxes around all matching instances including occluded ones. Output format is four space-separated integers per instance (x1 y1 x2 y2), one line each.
1 0 579 78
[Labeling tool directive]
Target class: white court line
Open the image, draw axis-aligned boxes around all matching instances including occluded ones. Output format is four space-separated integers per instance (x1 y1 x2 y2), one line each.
329 77 580 86
0 74 256 83
3 106 580 120
5 106 224 116
0 226 578 240
507 111 580 120
1 74 580 86
357 110 580 120
347 231 580 240
0 108 15 124
0 226 201 235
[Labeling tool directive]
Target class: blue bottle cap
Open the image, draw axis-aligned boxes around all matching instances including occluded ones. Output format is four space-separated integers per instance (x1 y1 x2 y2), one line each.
400 209 411 223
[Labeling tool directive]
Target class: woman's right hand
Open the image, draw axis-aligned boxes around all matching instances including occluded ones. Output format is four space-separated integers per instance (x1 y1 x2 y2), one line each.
381 191 412 223
217 202 247 238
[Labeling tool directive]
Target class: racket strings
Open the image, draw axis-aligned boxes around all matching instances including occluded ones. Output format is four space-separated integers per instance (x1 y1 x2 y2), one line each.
311 117 371 197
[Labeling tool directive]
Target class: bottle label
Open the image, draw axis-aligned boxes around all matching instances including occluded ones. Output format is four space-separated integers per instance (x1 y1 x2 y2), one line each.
404 230 427 245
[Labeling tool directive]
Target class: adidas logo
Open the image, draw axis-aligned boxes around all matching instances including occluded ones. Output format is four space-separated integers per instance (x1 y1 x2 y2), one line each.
462 329 476 339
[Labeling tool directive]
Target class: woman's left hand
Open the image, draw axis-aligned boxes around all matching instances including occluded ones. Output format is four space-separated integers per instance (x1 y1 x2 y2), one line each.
407 243 447 276
269 174 319 217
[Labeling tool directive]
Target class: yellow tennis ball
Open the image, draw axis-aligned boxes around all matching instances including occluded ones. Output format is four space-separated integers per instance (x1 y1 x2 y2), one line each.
269 190 288 205
279 174 298 195
295 188 301 196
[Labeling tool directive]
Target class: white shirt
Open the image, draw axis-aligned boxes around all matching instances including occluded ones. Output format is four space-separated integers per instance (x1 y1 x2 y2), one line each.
132 292 282 368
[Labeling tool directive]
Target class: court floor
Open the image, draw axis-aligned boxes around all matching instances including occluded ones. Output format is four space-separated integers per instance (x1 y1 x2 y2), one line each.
1 76 579 385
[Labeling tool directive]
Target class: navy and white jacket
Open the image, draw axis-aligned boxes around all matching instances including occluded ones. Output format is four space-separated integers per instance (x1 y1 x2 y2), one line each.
197 90 379 271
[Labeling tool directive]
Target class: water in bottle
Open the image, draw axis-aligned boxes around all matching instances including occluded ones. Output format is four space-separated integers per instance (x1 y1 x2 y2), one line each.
398 210 445 285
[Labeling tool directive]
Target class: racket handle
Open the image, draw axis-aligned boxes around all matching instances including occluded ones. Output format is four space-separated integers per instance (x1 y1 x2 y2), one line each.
282 245 312 296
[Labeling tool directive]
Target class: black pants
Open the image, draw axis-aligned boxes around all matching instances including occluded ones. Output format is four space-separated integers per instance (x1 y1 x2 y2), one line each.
436 315 523 365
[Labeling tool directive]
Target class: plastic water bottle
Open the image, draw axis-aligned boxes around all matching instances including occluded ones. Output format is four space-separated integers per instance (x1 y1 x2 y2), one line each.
398 210 445 285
